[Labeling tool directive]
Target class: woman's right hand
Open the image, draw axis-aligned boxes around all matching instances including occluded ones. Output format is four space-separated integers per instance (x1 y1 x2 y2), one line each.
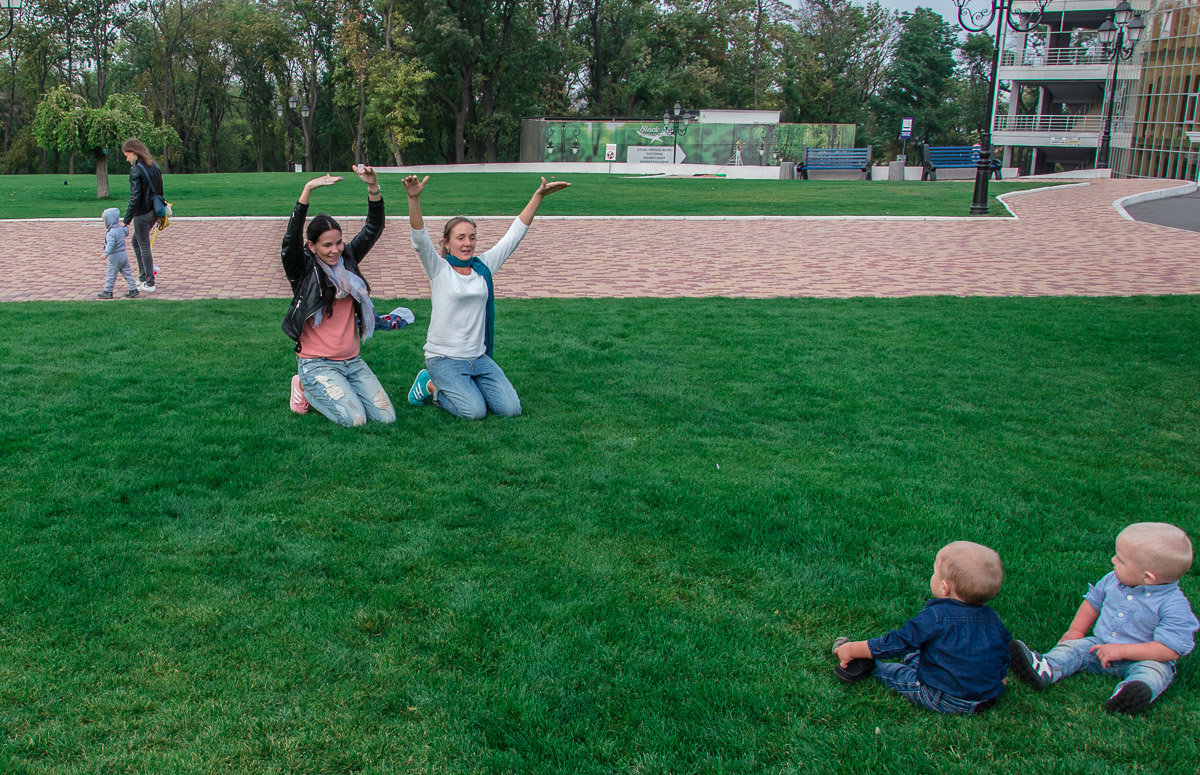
402 175 428 197
305 173 344 191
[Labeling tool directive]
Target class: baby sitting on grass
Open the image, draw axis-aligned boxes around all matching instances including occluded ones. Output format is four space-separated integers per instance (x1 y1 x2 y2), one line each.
1009 522 1197 715
833 541 1011 715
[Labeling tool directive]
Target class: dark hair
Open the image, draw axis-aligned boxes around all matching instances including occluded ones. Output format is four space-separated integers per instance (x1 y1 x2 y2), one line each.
121 138 155 167
307 214 342 244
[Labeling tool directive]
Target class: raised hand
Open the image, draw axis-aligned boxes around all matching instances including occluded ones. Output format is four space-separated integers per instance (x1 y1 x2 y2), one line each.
536 177 570 197
403 175 429 197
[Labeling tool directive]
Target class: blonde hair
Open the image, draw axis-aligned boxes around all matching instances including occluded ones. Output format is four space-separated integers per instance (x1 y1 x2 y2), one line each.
1118 522 1193 583
938 541 1004 604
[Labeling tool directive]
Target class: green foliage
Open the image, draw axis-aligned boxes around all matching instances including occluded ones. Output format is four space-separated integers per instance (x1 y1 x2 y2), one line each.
1 296 1199 772
879 8 962 149
31 86 88 155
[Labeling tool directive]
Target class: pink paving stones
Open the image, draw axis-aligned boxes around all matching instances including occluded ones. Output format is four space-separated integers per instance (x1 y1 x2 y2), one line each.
3 178 1198 302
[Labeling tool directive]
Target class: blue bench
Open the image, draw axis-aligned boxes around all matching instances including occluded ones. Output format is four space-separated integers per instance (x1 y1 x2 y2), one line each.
798 146 873 180
922 144 984 181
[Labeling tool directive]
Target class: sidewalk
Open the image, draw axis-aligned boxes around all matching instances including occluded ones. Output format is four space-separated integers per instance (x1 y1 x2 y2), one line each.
4 178 1197 302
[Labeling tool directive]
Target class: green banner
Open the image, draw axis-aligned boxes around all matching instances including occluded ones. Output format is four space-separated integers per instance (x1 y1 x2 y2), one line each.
533 120 856 165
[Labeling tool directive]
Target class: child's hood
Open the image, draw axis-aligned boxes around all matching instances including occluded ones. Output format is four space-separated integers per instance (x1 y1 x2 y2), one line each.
103 207 122 230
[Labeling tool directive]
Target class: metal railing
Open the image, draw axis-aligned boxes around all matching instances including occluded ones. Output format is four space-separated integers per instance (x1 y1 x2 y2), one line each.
1000 47 1108 67
993 115 1105 132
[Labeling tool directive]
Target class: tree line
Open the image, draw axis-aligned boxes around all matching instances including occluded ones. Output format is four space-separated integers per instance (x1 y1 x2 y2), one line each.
1 0 996 175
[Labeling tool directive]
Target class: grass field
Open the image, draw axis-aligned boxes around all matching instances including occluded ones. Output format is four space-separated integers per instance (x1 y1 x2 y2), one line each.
1 296 1197 773
0 172 1053 219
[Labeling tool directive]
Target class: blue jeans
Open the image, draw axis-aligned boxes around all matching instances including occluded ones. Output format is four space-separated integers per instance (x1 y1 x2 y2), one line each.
426 355 521 420
298 356 395 427
873 655 997 715
1041 636 1176 703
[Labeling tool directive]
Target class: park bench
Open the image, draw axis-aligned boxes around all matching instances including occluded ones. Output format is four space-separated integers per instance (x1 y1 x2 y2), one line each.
798 146 873 180
922 144 984 181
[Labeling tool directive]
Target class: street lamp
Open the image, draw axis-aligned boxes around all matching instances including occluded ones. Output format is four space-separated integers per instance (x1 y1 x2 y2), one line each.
0 0 22 43
663 102 694 165
953 0 1048 214
1096 2 1144 169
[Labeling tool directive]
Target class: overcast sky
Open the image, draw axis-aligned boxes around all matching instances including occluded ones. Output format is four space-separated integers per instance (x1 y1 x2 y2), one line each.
869 0 967 29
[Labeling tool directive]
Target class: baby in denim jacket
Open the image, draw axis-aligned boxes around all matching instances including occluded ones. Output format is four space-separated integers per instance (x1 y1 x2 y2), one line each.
1010 522 1197 714
833 541 1011 715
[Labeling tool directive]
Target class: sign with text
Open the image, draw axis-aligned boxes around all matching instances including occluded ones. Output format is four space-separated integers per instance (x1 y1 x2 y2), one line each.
605 143 617 161
627 145 685 164
900 117 913 139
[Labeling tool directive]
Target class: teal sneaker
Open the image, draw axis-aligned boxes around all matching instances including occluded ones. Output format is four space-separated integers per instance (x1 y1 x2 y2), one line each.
408 369 431 405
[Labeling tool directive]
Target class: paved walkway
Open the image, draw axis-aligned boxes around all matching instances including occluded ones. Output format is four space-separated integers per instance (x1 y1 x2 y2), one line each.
4 178 1198 302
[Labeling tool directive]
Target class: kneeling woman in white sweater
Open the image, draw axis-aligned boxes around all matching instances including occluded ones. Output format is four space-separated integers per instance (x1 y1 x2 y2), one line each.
402 174 569 419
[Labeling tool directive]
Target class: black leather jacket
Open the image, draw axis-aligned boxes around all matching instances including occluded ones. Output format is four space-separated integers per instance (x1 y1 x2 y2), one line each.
280 197 385 352
124 161 163 225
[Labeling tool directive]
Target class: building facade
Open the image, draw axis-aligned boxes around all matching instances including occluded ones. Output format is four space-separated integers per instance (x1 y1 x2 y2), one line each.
996 0 1199 180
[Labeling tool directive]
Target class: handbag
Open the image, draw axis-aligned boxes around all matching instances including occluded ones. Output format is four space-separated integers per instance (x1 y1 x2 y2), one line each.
137 163 169 218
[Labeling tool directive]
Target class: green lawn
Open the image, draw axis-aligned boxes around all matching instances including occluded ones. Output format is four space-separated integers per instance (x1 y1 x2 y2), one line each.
0 172 1052 219
1 297 1197 773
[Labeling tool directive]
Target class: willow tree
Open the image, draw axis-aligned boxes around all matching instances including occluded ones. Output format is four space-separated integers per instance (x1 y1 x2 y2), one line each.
32 86 179 198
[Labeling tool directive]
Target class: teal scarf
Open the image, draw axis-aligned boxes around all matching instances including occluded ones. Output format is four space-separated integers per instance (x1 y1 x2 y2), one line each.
445 255 494 357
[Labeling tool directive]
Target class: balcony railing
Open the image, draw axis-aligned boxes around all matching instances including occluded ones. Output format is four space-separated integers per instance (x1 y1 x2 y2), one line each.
1000 47 1108 67
994 115 1105 132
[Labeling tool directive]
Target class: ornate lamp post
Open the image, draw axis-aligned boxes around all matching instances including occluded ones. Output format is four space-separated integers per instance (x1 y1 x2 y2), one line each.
1095 2 1144 169
0 0 22 42
954 0 1047 214
663 102 694 165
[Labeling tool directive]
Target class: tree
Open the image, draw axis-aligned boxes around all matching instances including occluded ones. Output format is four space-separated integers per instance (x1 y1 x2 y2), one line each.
32 86 179 197
878 7 959 151
958 32 994 140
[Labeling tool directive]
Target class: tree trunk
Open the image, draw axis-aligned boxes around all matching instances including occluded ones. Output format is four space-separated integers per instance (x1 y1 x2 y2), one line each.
95 150 110 198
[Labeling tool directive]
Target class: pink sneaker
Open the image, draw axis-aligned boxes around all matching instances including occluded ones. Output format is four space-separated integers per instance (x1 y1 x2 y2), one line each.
290 374 309 414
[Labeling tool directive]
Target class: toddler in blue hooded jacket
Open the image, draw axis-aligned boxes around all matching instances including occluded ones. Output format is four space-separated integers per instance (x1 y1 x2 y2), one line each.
98 207 138 299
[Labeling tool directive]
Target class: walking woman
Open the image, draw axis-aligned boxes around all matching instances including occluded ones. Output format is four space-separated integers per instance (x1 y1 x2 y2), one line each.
281 164 395 427
402 174 569 420
121 139 165 293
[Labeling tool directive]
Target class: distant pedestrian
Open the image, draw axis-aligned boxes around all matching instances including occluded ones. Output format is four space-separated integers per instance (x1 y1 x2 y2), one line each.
121 138 165 294
96 207 139 299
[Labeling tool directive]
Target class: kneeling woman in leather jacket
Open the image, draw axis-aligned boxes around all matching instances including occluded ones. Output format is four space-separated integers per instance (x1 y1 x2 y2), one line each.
280 164 395 427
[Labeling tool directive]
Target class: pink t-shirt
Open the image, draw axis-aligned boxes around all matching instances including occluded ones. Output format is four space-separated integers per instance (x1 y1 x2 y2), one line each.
298 296 359 360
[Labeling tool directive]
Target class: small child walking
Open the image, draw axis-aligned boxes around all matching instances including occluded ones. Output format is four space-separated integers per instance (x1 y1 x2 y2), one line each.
1009 522 1197 714
97 207 139 299
833 541 1011 715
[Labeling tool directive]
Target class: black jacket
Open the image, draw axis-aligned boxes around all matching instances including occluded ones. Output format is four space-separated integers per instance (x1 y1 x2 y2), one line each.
125 161 164 225
280 197 385 352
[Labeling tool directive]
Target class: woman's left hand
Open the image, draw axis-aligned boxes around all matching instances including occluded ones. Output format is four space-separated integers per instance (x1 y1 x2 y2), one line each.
536 177 570 197
353 164 378 186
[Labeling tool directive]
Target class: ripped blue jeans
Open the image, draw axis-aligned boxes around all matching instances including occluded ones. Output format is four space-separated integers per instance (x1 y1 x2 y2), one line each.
298 356 395 427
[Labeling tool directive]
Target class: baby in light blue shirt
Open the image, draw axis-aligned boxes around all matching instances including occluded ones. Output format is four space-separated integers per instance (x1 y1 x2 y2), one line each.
1010 522 1198 714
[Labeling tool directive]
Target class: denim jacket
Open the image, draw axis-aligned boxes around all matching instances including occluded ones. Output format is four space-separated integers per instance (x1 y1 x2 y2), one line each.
868 598 1012 701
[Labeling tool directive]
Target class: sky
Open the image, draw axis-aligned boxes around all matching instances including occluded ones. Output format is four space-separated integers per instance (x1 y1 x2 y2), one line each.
870 0 969 28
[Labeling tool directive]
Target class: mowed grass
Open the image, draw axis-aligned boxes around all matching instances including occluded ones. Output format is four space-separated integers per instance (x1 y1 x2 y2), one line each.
0 172 1052 219
0 296 1197 774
